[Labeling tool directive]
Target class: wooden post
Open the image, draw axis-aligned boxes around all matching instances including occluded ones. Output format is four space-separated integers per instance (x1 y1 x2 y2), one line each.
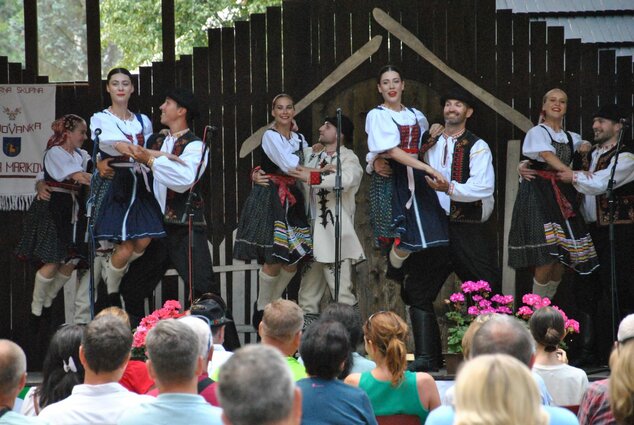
86 0 101 107
23 0 37 77
502 139 521 296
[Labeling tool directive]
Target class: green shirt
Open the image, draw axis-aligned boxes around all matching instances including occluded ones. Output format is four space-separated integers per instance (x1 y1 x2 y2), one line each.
287 356 307 381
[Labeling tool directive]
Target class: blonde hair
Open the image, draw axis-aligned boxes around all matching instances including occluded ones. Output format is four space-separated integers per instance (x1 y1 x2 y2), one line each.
261 299 303 342
540 88 568 123
363 311 408 387
454 354 549 425
609 341 634 424
271 93 294 109
461 314 497 359
95 306 131 328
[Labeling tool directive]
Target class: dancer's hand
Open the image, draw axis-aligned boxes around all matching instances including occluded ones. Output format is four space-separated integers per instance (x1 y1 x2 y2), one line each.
373 157 392 177
425 171 449 193
97 158 115 179
557 170 574 183
578 140 592 154
518 160 537 181
252 168 270 187
429 123 444 138
36 180 52 201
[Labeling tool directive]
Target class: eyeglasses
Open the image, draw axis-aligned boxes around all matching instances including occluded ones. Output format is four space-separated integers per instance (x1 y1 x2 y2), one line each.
189 315 213 353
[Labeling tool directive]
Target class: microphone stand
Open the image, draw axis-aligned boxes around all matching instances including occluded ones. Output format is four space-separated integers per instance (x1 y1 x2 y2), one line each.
606 121 627 343
85 128 101 320
333 109 343 301
181 125 214 306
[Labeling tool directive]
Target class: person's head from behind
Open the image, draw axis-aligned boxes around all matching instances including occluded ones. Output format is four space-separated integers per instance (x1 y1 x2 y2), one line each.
461 313 498 359
259 300 304 354
321 303 363 378
363 311 408 387
95 306 131 328
299 320 350 380
471 315 535 366
38 324 85 408
610 314 634 425
146 319 203 387
190 293 232 345
529 306 565 353
178 315 213 363
218 344 301 425
454 354 548 425
80 315 132 377
0 339 27 407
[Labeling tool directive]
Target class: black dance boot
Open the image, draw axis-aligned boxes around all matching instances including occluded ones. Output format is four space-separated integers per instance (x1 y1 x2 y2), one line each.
407 306 440 372
570 311 597 368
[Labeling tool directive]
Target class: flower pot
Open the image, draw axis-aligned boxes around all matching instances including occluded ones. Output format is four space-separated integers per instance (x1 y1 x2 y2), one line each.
443 352 464 375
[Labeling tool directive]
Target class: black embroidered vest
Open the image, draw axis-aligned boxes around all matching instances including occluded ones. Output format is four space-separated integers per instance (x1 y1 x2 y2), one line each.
574 142 634 225
147 131 207 226
420 129 483 223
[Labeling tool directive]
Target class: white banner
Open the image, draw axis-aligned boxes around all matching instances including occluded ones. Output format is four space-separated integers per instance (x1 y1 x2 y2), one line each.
0 84 56 210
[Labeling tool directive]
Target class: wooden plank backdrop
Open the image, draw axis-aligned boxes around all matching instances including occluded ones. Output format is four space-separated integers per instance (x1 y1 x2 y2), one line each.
1 0 633 368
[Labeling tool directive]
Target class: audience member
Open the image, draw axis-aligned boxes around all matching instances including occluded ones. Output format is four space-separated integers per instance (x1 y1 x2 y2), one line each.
530 307 588 407
459 313 496 360
21 325 84 416
38 315 152 424
95 307 155 395
470 314 554 405
345 311 440 423
0 340 45 424
320 303 375 376
118 319 222 424
259 300 307 381
190 293 234 379
426 354 578 425
298 320 377 425
217 344 301 425
578 314 634 425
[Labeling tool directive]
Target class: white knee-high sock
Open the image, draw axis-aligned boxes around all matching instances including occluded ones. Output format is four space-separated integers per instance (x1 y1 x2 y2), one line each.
44 271 72 308
544 280 561 299
32 271 54 316
105 257 128 294
532 278 549 297
257 270 279 311
271 268 297 300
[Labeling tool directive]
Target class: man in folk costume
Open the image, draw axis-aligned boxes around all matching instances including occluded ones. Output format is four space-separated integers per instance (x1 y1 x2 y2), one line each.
558 104 634 365
289 115 365 325
118 88 217 323
397 86 498 371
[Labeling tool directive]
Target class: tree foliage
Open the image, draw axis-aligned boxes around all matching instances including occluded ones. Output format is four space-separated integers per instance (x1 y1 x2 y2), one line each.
0 0 282 81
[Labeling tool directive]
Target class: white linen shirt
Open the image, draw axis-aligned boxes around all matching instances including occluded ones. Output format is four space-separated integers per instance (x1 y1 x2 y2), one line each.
151 133 207 213
261 129 303 173
523 124 582 162
44 147 90 182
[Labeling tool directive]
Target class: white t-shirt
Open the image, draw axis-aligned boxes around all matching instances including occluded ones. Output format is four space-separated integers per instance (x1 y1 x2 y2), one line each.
532 363 588 406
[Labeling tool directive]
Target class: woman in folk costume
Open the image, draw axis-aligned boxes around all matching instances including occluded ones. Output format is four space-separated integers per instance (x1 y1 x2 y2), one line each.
91 67 174 306
366 65 448 281
16 114 92 325
508 88 598 298
234 94 321 325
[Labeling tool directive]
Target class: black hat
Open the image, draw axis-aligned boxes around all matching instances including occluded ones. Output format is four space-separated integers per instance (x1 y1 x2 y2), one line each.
165 87 199 120
593 104 628 123
190 293 232 327
440 86 477 110
324 115 354 141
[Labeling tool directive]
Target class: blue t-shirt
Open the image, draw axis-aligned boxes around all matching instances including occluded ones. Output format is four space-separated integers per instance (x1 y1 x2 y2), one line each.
425 405 579 425
297 377 378 425
117 393 222 425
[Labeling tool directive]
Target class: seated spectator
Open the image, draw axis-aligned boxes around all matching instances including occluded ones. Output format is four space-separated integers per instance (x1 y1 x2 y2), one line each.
426 354 578 425
190 293 234 379
345 311 440 423
118 319 222 424
0 339 44 424
298 319 377 425
530 307 588 407
21 325 84 416
578 313 634 425
320 303 375 376
470 314 554 405
259 300 307 381
146 315 218 405
218 344 301 425
96 307 155 395
38 315 153 424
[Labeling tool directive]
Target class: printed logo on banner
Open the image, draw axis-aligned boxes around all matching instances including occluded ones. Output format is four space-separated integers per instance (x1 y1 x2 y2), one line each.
3 137 21 157
2 106 22 121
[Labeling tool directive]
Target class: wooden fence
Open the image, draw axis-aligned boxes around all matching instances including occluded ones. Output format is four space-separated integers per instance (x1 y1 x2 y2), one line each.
1 0 632 369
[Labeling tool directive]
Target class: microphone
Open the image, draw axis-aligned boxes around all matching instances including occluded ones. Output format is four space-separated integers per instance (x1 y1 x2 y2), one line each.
94 128 102 136
619 118 630 127
204 126 218 145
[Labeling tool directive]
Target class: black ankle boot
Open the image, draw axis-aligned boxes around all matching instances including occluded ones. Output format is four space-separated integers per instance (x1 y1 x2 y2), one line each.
407 306 440 372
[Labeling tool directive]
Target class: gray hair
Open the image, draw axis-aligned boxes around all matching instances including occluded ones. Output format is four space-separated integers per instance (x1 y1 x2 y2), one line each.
471 315 535 366
82 315 132 373
179 315 213 359
0 339 27 396
261 299 304 342
218 344 295 425
146 319 200 384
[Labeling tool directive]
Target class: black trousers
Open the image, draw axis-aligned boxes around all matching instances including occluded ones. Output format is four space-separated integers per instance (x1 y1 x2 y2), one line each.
120 224 217 323
402 221 501 313
574 222 634 362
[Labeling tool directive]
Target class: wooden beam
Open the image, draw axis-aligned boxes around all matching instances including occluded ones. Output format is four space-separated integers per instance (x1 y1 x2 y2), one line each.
23 0 37 75
162 0 175 64
502 139 521 296
86 0 101 102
